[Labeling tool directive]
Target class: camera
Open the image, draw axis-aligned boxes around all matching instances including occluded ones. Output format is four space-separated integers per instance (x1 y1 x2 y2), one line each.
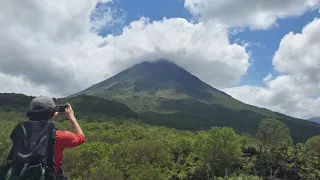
57 104 68 113
56 104 69 123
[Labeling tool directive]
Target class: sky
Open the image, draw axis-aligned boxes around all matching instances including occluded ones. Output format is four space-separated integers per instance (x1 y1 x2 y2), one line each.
1 0 320 119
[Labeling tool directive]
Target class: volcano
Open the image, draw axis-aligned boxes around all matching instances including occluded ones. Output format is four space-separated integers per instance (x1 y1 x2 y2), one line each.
70 60 320 142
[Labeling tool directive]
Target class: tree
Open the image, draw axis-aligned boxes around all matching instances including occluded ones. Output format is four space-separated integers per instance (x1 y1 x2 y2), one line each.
256 118 293 151
305 135 320 156
192 127 243 178
255 118 294 179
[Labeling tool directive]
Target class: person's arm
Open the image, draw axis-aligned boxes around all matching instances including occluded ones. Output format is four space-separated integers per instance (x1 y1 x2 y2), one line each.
56 130 85 148
65 103 85 139
69 117 84 137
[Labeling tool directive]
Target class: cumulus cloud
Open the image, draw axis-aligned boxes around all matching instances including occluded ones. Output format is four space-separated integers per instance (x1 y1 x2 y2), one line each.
0 0 250 97
101 18 250 88
184 0 320 29
0 0 115 96
273 18 320 79
225 18 320 119
0 73 52 97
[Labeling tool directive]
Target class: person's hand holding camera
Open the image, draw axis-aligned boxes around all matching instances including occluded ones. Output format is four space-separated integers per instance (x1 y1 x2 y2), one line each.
63 103 85 137
64 103 75 121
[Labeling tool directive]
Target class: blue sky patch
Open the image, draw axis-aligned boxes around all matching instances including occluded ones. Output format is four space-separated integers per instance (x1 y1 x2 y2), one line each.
232 10 320 87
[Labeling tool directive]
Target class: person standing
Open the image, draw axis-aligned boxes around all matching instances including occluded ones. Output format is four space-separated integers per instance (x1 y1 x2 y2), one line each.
0 96 85 180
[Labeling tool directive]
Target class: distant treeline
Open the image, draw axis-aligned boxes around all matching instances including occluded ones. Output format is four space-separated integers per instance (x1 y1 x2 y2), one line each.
1 93 319 144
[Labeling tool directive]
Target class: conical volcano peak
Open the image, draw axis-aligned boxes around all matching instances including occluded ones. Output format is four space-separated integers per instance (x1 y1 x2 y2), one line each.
73 59 227 99
121 59 190 80
121 59 186 79
135 59 178 67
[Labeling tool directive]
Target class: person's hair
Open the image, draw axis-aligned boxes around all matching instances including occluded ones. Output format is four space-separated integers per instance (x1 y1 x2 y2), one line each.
26 108 57 121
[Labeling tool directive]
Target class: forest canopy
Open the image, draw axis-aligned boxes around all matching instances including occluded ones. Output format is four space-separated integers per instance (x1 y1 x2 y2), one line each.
0 112 319 180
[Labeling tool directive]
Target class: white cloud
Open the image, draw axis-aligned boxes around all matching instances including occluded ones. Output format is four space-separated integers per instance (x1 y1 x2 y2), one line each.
90 2 125 34
263 73 273 84
225 18 320 119
101 18 250 88
273 17 320 77
0 73 53 97
0 0 250 97
184 0 320 29
0 0 113 96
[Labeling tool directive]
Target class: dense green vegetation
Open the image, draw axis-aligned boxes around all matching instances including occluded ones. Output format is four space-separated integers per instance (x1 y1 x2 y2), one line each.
70 60 320 143
1 111 319 180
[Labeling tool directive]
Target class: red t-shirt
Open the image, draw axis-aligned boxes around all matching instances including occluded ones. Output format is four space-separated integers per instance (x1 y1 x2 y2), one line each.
55 130 85 171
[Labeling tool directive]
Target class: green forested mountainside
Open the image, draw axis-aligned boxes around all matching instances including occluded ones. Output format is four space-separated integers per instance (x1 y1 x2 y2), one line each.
0 93 138 119
70 60 320 143
1 92 319 143
0 112 319 180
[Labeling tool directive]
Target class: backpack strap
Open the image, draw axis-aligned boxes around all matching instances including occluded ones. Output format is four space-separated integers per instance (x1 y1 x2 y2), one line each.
44 122 57 180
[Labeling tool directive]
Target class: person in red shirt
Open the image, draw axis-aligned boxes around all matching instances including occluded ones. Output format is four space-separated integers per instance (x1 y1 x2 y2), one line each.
26 96 85 177
54 103 85 172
